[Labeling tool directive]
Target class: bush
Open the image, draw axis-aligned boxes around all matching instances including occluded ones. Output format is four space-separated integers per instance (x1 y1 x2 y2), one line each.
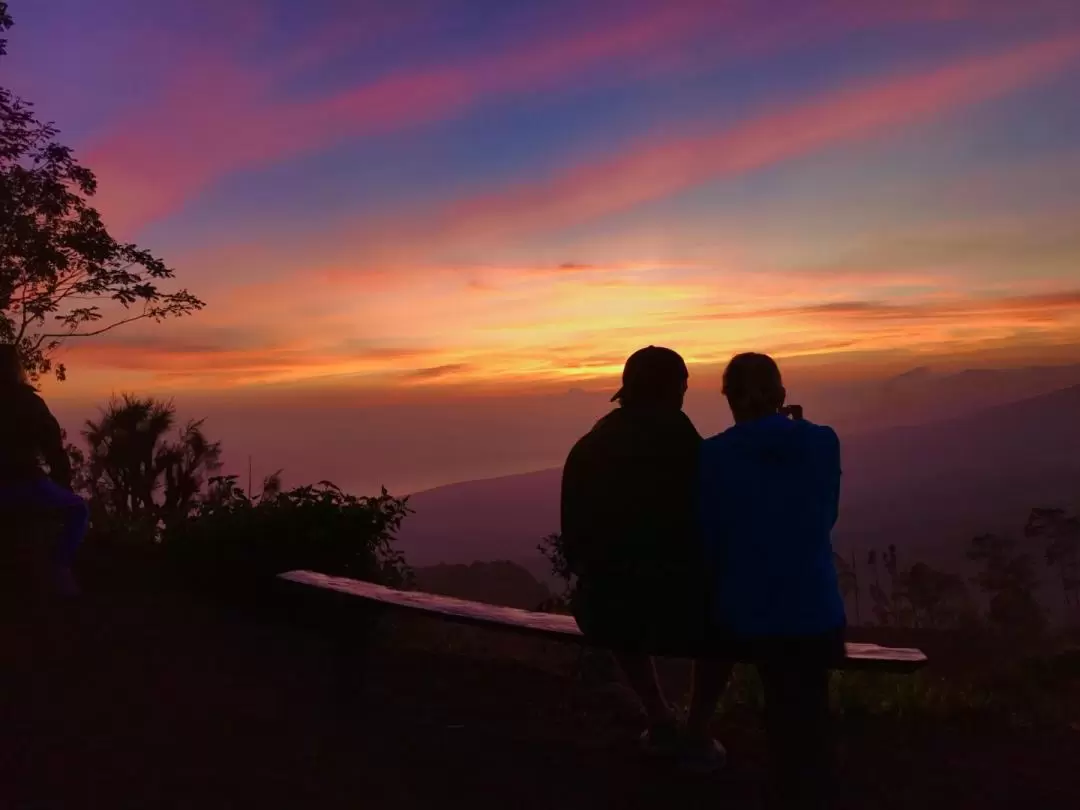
711 662 1076 729
162 476 413 590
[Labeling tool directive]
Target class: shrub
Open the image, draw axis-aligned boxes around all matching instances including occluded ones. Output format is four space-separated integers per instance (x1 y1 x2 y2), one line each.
162 476 413 590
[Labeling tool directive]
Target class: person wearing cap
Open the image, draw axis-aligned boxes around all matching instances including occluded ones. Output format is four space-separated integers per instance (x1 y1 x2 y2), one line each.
560 346 728 770
0 344 87 596
699 352 845 808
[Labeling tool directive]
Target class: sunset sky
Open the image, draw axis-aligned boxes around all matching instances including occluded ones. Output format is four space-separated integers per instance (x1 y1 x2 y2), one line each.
6 0 1080 491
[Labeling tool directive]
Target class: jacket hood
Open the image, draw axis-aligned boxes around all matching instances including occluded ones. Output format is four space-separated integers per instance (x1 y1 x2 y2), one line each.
725 414 808 461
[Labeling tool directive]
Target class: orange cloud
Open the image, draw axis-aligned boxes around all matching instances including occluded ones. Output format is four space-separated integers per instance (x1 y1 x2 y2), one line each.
685 290 1080 323
403 363 473 381
57 333 441 390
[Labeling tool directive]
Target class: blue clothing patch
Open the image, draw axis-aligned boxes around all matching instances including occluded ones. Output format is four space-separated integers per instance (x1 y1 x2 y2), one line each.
699 414 846 637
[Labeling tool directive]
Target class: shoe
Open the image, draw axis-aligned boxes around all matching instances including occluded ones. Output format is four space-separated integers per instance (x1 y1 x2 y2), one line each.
639 716 681 757
678 735 727 773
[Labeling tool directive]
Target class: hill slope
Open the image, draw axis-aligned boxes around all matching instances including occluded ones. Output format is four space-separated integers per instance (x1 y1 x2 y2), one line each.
398 385 1080 569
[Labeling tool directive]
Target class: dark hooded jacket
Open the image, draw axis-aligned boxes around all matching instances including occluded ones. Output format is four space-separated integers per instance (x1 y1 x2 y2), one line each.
560 405 707 653
0 382 71 487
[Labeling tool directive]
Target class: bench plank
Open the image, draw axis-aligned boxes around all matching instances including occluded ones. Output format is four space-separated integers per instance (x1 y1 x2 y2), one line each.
279 570 927 673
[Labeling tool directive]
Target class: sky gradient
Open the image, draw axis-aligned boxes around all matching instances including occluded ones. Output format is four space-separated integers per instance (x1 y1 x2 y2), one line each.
6 0 1080 490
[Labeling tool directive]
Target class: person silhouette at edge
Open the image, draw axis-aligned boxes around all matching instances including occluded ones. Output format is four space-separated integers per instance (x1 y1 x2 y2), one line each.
561 346 728 770
699 353 846 808
0 344 87 597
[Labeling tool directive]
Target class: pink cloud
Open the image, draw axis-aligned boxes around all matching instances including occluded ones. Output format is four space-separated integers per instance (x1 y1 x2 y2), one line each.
418 33 1080 246
82 0 1012 233
84 3 738 232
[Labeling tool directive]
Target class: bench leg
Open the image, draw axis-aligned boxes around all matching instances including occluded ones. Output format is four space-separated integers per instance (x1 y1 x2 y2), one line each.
327 600 386 730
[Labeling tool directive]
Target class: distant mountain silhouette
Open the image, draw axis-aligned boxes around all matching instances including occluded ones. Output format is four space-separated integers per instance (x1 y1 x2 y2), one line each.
400 469 562 567
835 382 1080 565
882 365 934 389
413 560 553 609
398 384 1080 570
821 363 1080 435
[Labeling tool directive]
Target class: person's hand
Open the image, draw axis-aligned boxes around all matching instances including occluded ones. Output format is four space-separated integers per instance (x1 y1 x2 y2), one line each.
780 404 804 420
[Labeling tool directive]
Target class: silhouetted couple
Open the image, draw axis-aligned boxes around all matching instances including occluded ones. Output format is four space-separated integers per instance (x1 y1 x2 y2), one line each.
0 344 87 596
561 346 844 807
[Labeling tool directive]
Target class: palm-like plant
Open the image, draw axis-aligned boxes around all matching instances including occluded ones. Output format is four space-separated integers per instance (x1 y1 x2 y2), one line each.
80 395 222 538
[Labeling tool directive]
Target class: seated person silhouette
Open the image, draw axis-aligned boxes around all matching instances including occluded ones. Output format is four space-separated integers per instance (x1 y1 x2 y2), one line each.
560 346 727 769
699 352 845 807
0 344 87 596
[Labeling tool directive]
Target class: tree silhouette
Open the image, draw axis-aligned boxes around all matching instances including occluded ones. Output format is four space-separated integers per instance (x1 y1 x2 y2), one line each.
862 547 973 629
1025 507 1080 614
905 561 972 630
538 531 574 596
0 4 203 380
967 533 1044 634
833 551 863 623
79 395 222 538
203 468 283 508
868 545 910 627
834 551 857 599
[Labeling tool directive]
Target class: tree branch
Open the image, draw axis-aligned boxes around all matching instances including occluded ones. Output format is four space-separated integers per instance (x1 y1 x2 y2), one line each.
38 311 152 341
16 272 32 342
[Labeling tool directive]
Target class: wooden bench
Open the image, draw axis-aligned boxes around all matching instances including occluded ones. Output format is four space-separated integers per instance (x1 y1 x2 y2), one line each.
279 570 928 673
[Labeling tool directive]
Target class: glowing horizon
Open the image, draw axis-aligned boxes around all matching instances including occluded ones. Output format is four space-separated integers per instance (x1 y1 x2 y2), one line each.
7 0 1080 403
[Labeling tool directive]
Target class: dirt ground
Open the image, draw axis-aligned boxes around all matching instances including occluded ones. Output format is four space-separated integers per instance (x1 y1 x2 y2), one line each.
2 560 1079 810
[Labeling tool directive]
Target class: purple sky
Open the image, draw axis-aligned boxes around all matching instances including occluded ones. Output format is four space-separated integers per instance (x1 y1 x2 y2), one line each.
5 0 1080 491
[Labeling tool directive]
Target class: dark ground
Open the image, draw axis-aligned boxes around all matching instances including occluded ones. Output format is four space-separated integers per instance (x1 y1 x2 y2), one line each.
2 554 1079 810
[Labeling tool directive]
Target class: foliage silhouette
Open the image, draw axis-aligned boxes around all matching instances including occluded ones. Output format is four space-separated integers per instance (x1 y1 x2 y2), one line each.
538 532 573 593
537 531 576 613
57 392 412 591
0 4 202 380
71 395 222 543
164 476 413 590
967 533 1045 635
869 545 909 627
1026 507 1080 613
904 561 974 630
862 547 975 630
834 551 857 599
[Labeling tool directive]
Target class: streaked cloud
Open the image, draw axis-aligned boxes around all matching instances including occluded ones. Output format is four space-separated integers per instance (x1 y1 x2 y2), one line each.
404 363 474 381
685 290 1080 323
83 3 738 232
8 1 1079 405
393 32 1080 252
77 0 1037 234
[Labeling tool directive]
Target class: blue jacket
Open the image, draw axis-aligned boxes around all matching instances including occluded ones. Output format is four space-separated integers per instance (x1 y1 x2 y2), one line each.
699 414 845 637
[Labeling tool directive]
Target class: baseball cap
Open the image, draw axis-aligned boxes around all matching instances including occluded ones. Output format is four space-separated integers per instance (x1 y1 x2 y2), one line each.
611 345 689 402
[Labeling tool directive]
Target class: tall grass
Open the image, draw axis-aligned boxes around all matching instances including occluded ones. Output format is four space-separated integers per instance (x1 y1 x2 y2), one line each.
713 663 1077 728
